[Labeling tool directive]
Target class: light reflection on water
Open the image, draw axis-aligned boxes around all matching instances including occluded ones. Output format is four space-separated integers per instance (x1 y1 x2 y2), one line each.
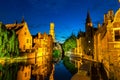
54 60 72 80
0 57 53 80
0 58 72 80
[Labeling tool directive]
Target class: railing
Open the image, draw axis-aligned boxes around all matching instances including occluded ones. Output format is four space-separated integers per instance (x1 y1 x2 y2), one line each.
70 54 98 62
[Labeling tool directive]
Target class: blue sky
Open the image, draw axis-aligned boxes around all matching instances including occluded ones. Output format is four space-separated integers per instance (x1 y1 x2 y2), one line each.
0 0 119 43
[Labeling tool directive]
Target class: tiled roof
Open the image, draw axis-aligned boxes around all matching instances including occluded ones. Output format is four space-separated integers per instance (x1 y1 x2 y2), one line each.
6 23 24 34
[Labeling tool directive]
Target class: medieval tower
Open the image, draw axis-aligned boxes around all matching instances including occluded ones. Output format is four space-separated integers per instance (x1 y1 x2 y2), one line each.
85 11 94 56
49 22 55 42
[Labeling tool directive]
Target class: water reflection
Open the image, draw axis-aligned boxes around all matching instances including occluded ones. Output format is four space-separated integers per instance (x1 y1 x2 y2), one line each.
0 57 53 80
54 60 72 80
0 63 19 80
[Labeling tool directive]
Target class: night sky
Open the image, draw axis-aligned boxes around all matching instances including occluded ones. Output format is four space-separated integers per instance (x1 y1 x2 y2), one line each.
0 0 119 43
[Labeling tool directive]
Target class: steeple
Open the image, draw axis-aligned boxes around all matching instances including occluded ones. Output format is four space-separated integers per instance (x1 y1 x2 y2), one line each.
86 11 92 23
86 11 92 27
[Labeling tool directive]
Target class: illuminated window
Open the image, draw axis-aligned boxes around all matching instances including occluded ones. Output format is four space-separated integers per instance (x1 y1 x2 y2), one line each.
114 30 120 41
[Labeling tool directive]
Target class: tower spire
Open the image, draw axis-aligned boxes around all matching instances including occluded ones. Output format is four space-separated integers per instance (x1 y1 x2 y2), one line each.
86 11 92 23
86 11 92 27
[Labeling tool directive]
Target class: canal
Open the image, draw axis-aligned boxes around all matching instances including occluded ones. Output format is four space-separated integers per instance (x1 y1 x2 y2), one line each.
0 58 72 80
54 60 72 80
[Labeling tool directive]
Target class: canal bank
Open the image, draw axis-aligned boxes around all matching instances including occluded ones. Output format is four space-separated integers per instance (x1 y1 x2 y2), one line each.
54 60 72 80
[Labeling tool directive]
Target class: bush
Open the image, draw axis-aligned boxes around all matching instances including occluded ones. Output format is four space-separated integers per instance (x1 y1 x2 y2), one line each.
53 50 61 58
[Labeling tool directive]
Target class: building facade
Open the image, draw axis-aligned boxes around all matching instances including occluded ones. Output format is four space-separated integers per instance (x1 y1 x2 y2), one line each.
33 32 53 79
94 9 120 79
73 31 85 57
6 19 32 52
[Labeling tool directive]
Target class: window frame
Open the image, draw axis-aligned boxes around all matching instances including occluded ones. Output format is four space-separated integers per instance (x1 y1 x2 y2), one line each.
113 28 120 42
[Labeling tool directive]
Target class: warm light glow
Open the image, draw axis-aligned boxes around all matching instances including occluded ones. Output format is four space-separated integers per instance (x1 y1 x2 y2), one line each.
49 22 55 42
89 49 91 51
88 41 91 43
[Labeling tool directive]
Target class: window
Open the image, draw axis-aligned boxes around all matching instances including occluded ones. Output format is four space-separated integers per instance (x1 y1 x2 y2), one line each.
27 39 29 43
24 32 26 35
25 72 27 77
115 30 120 41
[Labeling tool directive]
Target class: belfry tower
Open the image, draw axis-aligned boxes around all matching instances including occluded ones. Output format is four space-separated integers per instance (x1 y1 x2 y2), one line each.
49 22 55 42
85 11 94 56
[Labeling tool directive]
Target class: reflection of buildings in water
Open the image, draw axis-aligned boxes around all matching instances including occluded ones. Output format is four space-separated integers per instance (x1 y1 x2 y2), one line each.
16 60 54 80
49 64 55 80
31 30 53 79
0 63 19 80
31 58 53 80
17 65 31 80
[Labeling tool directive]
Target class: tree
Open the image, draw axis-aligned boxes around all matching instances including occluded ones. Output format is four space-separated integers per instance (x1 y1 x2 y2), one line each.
53 50 61 58
0 22 19 57
62 33 77 52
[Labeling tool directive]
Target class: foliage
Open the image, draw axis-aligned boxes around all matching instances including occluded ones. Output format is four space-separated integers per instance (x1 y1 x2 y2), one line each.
53 50 61 58
0 63 19 80
62 33 77 52
0 22 19 57
63 56 77 75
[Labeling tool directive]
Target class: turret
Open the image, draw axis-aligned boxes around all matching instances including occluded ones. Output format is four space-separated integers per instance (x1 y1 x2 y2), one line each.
49 22 55 42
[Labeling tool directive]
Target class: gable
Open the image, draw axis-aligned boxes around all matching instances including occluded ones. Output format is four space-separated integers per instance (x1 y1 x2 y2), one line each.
114 8 120 22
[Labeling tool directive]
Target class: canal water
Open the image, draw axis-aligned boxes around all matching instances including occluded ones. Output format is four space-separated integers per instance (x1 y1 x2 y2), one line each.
0 59 72 80
54 60 72 80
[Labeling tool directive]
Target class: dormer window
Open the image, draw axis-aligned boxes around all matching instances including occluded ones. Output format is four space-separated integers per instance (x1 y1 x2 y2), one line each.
114 30 120 41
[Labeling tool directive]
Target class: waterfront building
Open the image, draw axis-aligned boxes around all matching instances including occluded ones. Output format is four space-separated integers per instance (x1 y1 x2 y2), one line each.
94 9 120 79
6 19 32 52
72 12 96 58
33 32 53 79
73 31 85 57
